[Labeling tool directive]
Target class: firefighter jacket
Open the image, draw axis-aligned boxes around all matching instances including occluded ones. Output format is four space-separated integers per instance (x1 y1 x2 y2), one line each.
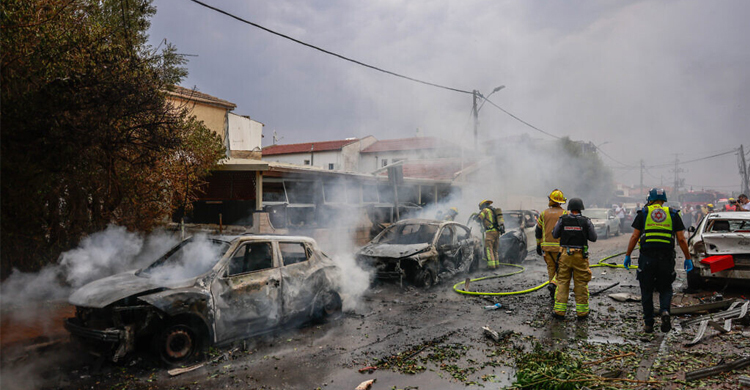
479 207 498 232
552 213 597 249
535 205 566 252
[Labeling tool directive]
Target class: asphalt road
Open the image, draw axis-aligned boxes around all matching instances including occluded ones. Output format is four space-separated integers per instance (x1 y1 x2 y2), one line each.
3 232 749 390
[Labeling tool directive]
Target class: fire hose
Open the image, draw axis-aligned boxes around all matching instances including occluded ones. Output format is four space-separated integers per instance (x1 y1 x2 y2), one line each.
452 250 632 296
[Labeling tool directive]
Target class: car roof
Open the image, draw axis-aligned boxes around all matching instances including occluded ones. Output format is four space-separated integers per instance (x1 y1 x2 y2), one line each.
706 212 750 220
191 234 318 244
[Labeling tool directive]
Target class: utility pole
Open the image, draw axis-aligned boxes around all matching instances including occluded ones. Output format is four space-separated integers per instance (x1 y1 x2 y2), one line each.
671 154 684 198
740 144 749 195
472 90 479 151
640 159 644 197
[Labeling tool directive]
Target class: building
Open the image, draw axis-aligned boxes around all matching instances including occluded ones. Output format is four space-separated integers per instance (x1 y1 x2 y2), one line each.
261 136 376 172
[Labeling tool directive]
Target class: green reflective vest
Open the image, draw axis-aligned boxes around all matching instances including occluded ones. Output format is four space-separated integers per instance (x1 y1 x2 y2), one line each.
641 204 674 246
479 207 497 232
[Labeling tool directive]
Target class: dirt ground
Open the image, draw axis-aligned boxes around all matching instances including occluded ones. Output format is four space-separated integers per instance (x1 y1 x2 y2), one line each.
2 234 749 390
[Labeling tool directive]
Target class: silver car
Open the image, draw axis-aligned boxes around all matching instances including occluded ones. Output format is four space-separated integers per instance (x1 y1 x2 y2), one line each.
65 235 342 365
581 208 621 239
687 212 750 289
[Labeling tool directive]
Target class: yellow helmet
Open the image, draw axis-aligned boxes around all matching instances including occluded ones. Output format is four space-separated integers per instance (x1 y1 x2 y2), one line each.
450 207 459 214
708 203 714 208
479 200 493 208
548 189 567 204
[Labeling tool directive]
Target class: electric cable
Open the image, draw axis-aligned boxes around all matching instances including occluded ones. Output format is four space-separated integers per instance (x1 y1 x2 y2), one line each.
186 0 473 95
453 251 631 296
647 149 738 169
479 97 561 140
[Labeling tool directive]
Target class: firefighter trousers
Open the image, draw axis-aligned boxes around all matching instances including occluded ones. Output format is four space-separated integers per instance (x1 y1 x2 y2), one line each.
484 231 499 269
542 251 561 286
554 250 592 317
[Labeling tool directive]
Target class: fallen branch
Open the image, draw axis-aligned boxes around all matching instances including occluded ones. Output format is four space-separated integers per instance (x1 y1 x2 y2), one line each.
358 366 377 373
168 347 240 377
583 352 636 366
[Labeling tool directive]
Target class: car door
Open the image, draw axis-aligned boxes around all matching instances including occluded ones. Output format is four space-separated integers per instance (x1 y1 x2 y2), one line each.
210 241 282 342
278 241 316 316
436 226 458 269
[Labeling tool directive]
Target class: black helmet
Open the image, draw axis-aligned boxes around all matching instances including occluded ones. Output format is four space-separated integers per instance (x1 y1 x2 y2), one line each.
567 198 585 211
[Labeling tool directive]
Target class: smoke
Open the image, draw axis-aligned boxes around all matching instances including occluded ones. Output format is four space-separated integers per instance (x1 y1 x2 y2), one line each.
0 225 178 312
143 233 224 282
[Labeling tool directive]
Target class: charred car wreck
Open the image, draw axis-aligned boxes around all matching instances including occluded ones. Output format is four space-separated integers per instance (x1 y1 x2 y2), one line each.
65 235 342 365
356 219 482 288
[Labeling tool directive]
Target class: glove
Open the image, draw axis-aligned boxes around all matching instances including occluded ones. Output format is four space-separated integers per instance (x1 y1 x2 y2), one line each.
684 259 694 272
624 255 631 270
536 244 543 256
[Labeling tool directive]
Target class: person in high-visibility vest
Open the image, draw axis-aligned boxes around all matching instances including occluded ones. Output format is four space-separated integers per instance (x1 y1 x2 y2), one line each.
443 207 459 221
551 198 597 319
624 188 691 334
478 200 500 269
535 189 567 300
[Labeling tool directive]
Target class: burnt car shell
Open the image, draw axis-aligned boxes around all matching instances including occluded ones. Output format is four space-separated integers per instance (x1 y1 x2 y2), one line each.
356 219 481 287
65 235 342 365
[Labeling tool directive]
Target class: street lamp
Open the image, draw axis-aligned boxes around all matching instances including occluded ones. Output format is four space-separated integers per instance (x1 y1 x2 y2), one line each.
473 85 505 150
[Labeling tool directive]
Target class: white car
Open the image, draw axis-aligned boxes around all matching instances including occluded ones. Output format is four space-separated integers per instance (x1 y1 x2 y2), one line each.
687 212 750 289
581 208 621 239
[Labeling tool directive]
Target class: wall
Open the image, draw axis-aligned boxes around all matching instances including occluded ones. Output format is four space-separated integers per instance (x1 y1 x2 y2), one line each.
266 150 342 170
169 97 228 142
227 113 263 160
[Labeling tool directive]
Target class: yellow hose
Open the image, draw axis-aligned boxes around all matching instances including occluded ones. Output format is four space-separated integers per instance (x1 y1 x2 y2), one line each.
453 250 632 296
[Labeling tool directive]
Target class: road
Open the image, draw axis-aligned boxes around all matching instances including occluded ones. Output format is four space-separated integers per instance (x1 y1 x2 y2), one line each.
2 233 749 390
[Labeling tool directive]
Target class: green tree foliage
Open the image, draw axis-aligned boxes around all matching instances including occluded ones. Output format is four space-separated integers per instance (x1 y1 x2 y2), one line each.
1 0 226 276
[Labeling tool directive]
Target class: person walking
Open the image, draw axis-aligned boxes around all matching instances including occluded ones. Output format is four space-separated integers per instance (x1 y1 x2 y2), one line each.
624 188 691 333
535 189 567 299
551 198 597 319
478 200 501 269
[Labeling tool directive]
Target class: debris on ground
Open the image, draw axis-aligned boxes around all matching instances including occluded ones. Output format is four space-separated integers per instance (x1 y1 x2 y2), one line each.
671 298 736 315
355 378 376 390
683 300 749 346
591 282 620 296
608 293 641 302
685 355 750 381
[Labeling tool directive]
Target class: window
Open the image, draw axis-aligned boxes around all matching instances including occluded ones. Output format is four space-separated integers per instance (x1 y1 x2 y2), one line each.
329 163 335 170
285 180 316 204
456 226 471 241
227 242 273 276
382 159 388 167
280 242 309 265
304 159 310 165
438 227 453 246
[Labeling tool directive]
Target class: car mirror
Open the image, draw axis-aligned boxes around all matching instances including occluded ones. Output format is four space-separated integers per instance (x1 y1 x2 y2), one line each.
688 226 696 233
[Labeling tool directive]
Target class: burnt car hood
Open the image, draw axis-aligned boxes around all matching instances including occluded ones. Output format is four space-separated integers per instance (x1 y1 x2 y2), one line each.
68 270 195 309
358 243 431 259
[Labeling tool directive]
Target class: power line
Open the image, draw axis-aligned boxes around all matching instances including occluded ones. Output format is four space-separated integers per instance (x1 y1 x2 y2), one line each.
647 148 737 168
186 0 473 95
480 97 561 140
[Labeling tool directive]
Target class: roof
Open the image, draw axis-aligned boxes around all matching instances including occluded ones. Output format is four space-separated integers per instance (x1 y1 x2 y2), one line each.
262 139 359 156
361 137 452 153
168 85 237 110
377 158 473 181
706 212 750 220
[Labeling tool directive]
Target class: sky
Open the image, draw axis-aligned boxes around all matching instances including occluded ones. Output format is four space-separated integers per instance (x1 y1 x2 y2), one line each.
147 0 750 191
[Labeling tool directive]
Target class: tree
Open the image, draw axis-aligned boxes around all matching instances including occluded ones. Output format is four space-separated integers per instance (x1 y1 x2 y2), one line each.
1 0 225 277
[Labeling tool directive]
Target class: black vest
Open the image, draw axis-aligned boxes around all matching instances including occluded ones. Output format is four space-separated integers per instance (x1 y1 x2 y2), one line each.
559 214 589 248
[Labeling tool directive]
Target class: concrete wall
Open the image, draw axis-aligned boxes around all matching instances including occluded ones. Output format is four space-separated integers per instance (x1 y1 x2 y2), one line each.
266 150 342 170
170 97 228 142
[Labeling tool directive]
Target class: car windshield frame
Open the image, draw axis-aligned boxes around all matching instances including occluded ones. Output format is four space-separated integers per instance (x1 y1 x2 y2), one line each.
376 223 439 245
138 237 231 279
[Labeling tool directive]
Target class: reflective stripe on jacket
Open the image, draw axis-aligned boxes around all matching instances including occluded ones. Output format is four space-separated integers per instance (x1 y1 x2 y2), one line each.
640 205 674 247
479 207 497 232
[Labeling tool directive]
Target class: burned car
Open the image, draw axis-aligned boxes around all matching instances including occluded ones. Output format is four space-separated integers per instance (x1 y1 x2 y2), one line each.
356 219 482 288
497 210 539 264
687 212 750 289
65 235 342 365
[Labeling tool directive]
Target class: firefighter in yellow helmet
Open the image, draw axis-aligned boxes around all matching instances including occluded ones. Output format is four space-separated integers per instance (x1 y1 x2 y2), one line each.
535 189 567 300
551 198 597 319
443 207 459 221
478 200 503 269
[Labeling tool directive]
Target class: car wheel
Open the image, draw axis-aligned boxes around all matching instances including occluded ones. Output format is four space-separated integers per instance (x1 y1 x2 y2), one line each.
312 290 342 323
156 322 202 366
416 268 434 289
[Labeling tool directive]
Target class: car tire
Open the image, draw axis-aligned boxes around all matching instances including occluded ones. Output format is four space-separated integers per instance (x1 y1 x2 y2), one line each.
416 268 434 289
686 268 704 291
156 321 203 367
312 290 342 323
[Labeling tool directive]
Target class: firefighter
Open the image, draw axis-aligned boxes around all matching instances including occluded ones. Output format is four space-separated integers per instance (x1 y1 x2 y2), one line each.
624 188 691 333
551 198 597 319
535 189 567 299
478 200 500 269
443 207 459 221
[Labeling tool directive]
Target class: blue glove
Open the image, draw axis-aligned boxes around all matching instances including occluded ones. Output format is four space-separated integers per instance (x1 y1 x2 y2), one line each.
624 255 631 270
684 259 694 272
